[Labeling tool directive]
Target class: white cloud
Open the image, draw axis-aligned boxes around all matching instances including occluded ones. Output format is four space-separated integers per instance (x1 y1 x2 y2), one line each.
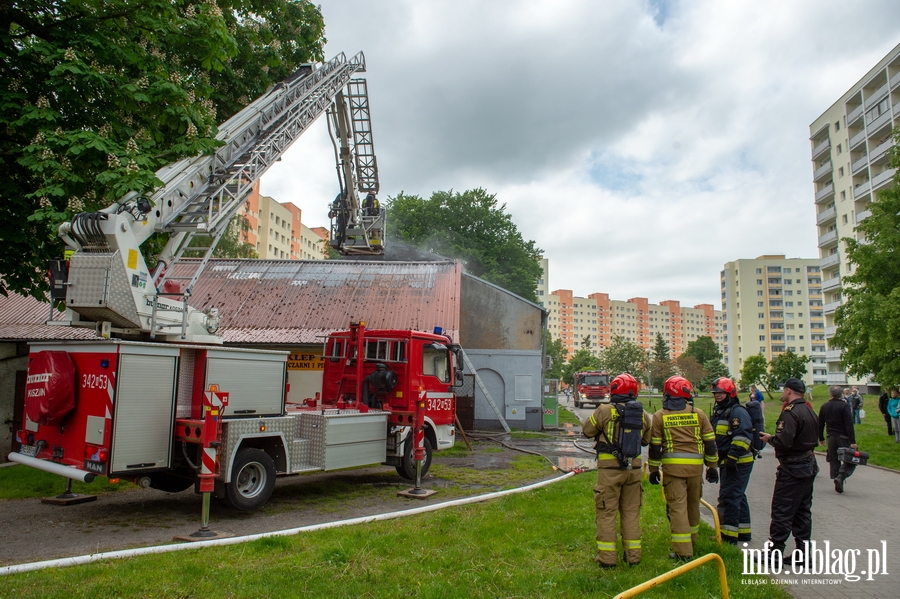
260 0 900 306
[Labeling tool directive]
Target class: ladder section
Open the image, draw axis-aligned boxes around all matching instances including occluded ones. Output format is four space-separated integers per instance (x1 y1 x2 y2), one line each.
461 350 510 433
347 78 379 194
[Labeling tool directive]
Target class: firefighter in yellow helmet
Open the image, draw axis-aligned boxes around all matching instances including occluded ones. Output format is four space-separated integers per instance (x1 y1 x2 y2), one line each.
582 373 652 567
648 376 718 561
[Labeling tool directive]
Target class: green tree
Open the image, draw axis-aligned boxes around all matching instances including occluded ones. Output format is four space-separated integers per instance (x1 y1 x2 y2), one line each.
699 359 731 391
562 348 601 387
544 334 568 382
0 0 325 298
769 350 810 387
833 132 900 385
681 335 722 366
647 332 675 389
386 189 543 301
675 354 706 388
598 335 648 380
739 354 770 394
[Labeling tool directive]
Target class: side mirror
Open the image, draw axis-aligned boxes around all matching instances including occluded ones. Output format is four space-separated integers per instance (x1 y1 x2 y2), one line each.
454 369 464 387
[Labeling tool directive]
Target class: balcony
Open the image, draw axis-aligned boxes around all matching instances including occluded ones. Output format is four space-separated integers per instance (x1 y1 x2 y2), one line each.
856 209 872 223
872 167 896 191
864 82 890 108
825 325 837 338
847 104 864 125
870 138 893 164
893 70 900 89
867 110 892 135
850 129 867 149
816 205 836 226
818 229 838 247
813 161 833 182
851 155 869 175
854 180 871 199
824 299 843 314
815 183 834 203
822 276 842 293
808 287 822 296
826 349 843 361
827 372 848 385
811 138 831 160
820 252 839 269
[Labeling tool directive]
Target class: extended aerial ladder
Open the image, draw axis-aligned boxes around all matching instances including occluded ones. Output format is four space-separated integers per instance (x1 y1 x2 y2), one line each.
54 52 383 343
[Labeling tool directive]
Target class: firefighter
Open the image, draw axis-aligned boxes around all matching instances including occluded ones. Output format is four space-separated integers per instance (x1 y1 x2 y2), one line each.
582 373 652 568
648 375 718 561
759 378 819 566
709 377 755 544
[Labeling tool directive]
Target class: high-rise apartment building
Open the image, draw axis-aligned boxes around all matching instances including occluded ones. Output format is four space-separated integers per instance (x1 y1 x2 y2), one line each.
538 262 723 358
720 256 825 388
809 42 900 389
238 181 328 260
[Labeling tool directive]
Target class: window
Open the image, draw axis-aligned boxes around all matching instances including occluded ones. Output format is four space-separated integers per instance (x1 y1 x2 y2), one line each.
842 214 848 224
759 335 766 341
836 143 842 154
838 167 844 177
756 268 762 274
834 121 840 131
759 324 765 330
422 343 450 382
757 291 763 296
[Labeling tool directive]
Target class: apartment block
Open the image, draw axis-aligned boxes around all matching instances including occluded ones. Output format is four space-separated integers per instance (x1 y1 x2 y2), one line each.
809 42 900 390
239 181 327 260
720 256 825 388
543 289 722 359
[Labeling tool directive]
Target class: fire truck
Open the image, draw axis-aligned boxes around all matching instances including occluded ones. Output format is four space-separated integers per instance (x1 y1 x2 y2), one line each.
8 52 461 512
573 370 610 409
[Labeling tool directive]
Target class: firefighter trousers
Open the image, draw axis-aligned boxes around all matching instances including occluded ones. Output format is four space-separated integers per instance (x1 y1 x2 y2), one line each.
662 474 701 557
717 462 753 543
769 457 818 554
594 467 643 565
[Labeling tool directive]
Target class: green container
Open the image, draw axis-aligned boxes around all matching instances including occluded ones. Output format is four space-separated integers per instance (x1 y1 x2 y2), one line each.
543 378 559 428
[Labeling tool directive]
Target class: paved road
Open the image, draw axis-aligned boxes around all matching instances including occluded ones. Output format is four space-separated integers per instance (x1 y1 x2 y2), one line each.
563 396 900 598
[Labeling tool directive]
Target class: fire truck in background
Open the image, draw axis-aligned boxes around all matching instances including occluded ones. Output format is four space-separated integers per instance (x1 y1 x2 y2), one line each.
9 52 462 512
573 370 610 409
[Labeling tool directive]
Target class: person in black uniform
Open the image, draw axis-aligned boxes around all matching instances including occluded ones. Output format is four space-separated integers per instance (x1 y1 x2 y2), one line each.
758 378 819 565
818 385 857 494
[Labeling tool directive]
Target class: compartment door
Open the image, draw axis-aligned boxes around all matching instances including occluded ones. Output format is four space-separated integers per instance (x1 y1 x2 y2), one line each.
110 353 177 473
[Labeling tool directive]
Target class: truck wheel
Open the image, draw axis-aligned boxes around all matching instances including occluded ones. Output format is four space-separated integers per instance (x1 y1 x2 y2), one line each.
396 436 433 480
147 473 193 493
223 448 276 511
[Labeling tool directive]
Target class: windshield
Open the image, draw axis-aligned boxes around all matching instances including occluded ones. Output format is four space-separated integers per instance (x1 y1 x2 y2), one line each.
581 375 608 386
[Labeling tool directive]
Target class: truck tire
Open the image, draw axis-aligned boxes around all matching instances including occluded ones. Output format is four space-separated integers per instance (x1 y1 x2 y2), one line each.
223 448 276 511
396 436 433 480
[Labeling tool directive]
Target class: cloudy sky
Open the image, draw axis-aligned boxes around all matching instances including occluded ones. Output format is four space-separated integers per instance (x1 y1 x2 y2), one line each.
260 0 900 308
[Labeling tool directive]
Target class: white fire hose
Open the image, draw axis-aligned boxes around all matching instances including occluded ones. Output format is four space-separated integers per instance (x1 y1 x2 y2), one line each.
0 471 576 576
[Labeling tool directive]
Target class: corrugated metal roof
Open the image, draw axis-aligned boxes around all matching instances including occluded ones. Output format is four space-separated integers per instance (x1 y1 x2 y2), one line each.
183 259 462 344
0 292 100 340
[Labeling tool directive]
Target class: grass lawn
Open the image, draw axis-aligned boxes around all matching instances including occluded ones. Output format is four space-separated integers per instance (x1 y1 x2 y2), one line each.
0 465 133 501
2 473 787 599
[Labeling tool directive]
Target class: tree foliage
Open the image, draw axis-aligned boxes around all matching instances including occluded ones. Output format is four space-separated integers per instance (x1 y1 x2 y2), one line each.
698 359 730 391
598 335 648 380
562 348 600 387
647 332 675 389
386 189 544 301
544 334 568 382
769 350 810 387
681 336 722 366
739 354 770 392
675 354 706 388
833 133 900 385
0 0 325 298
185 214 256 259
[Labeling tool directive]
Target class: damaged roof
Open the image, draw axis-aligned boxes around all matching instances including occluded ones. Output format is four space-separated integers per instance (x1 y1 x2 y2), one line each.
0 292 99 341
183 259 462 344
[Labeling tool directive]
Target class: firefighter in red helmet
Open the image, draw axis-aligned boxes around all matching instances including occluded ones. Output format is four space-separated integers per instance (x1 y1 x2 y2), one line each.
648 376 718 561
709 377 755 544
582 373 652 567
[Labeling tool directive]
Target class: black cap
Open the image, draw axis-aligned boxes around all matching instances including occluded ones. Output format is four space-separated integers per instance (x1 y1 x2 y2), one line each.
783 378 806 394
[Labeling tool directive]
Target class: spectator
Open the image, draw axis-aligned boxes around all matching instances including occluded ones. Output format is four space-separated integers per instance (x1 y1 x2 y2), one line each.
888 390 900 443
749 384 764 405
841 388 852 404
879 389 894 436
848 387 863 425
817 385 857 494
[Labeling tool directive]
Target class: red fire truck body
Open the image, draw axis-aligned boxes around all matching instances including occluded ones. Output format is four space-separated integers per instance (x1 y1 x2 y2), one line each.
13 323 460 510
573 370 610 409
